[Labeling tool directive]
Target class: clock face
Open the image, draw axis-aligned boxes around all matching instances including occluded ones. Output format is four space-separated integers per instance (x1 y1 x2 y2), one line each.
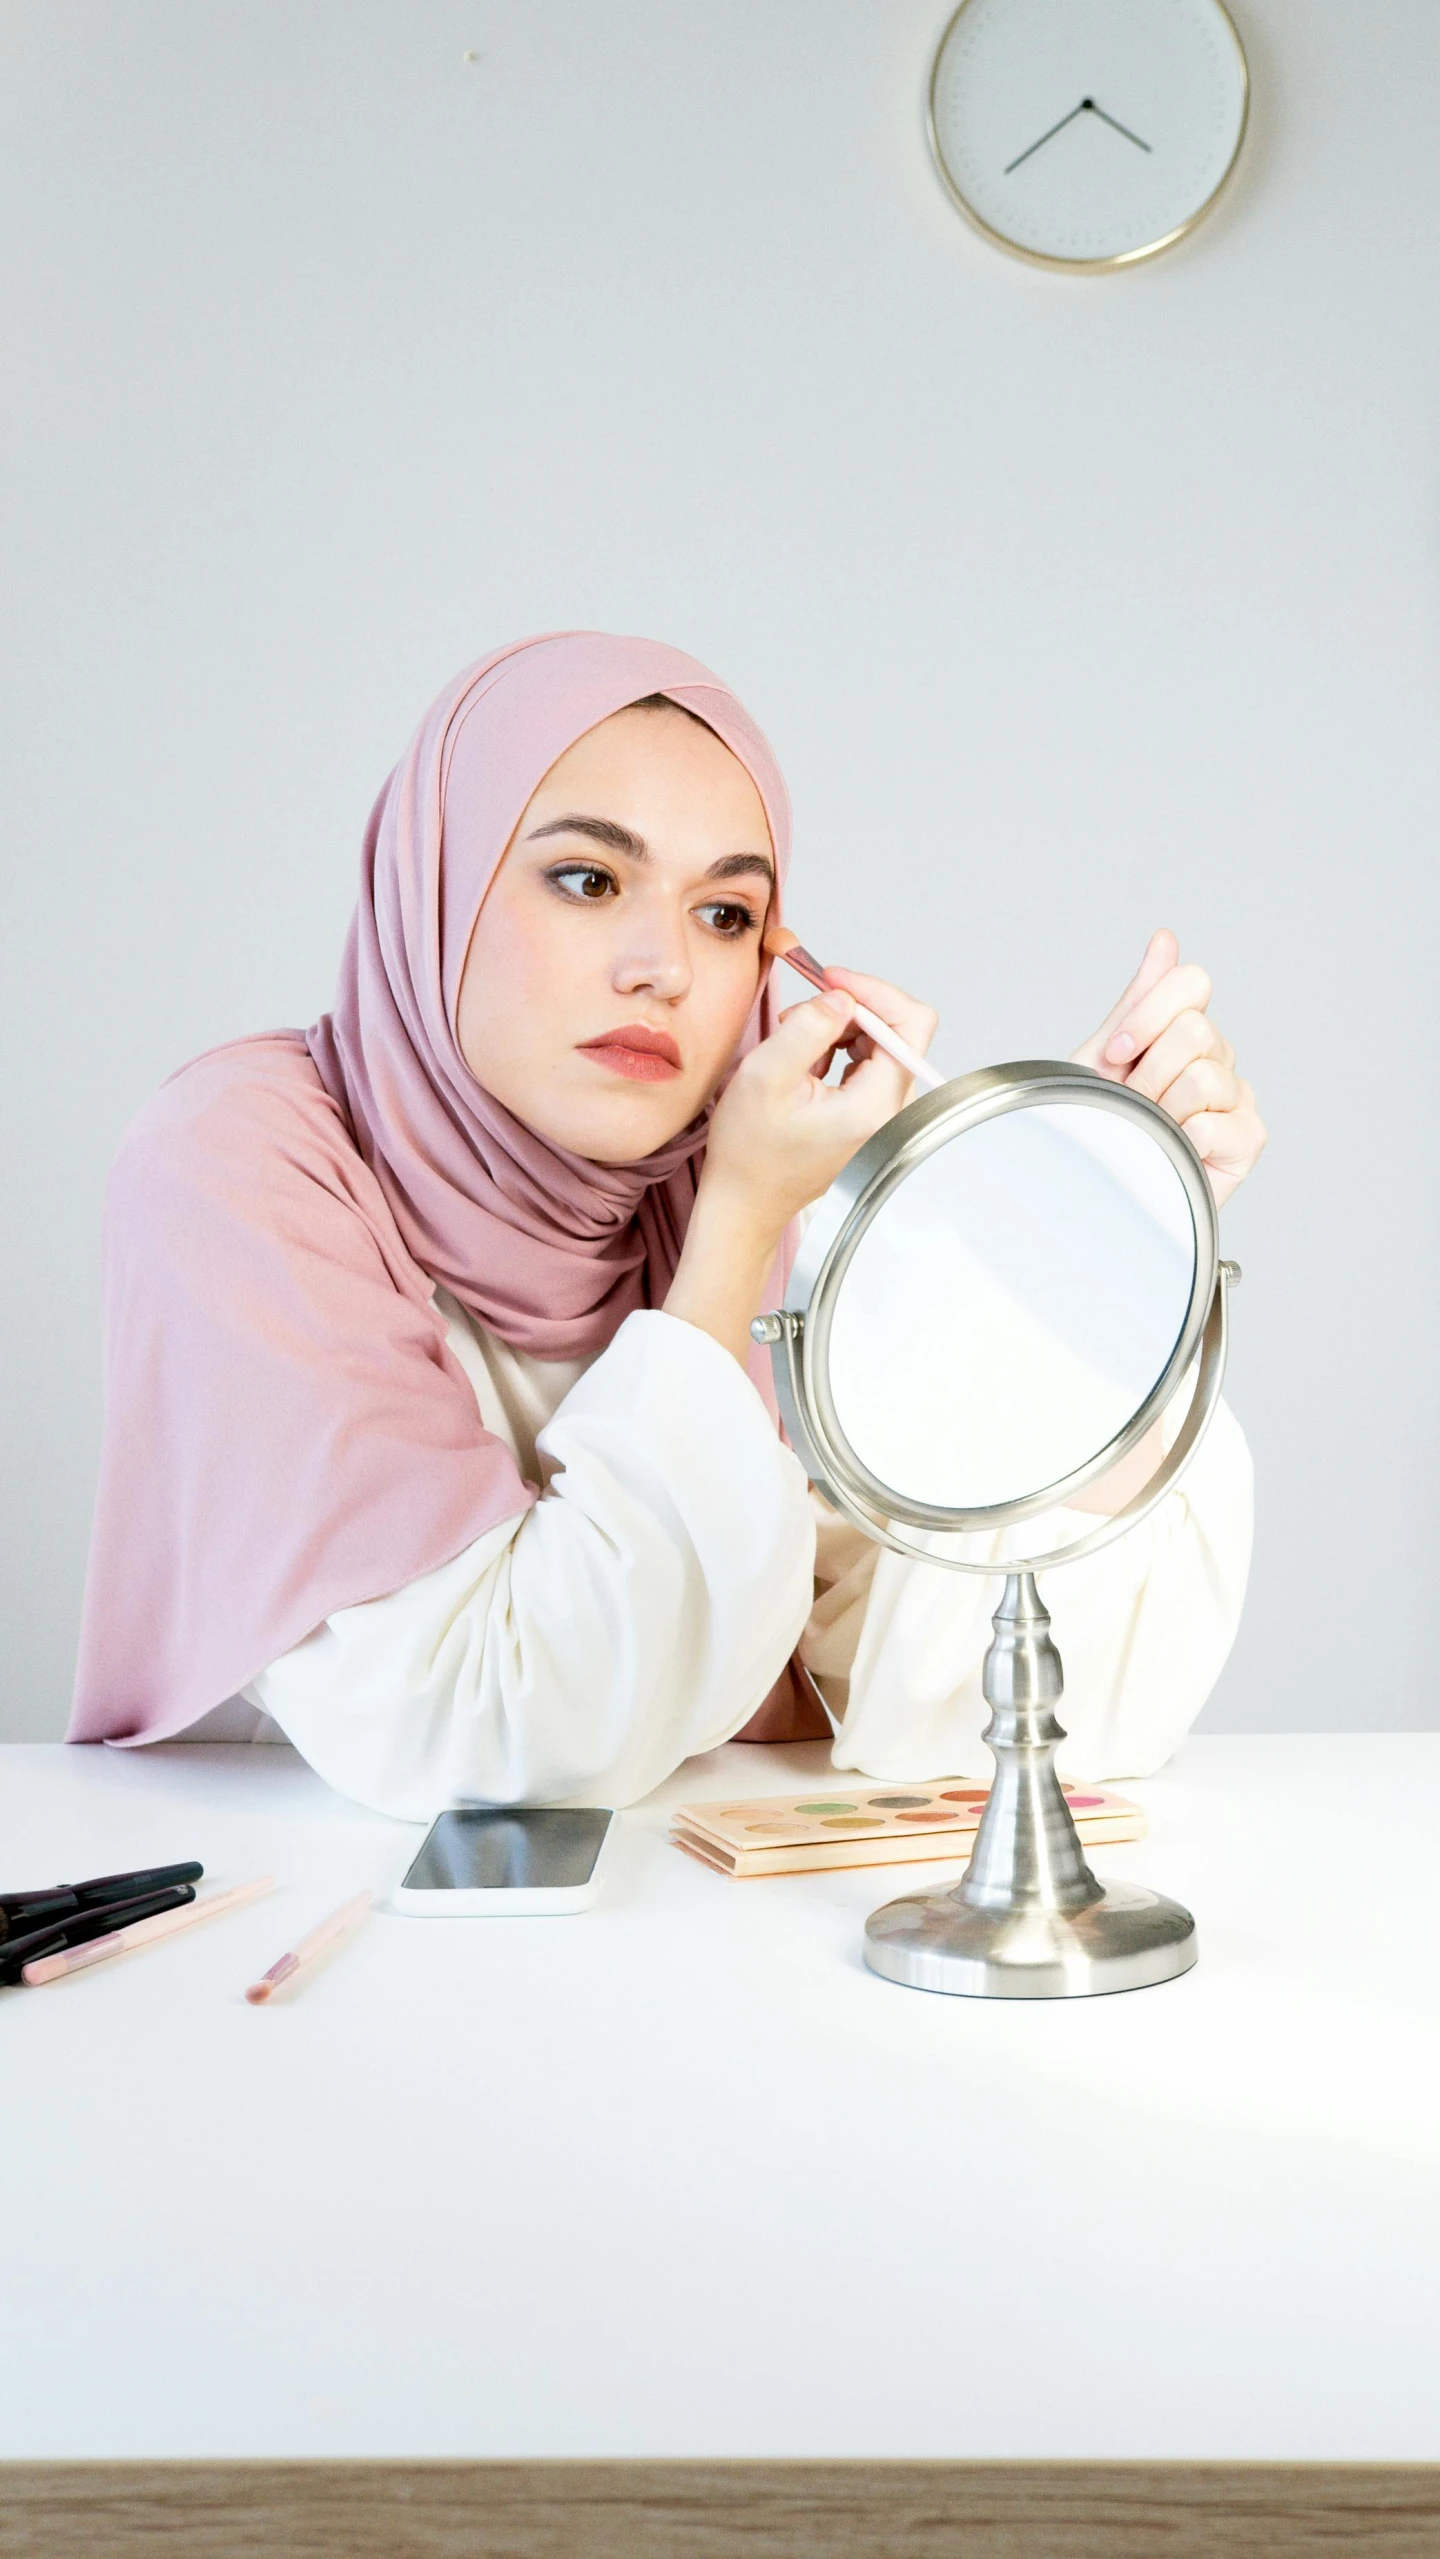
929 0 1248 271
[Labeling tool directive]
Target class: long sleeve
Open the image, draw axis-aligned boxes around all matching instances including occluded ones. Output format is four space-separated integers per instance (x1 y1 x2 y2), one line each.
245 1311 816 1820
825 1393 1254 1783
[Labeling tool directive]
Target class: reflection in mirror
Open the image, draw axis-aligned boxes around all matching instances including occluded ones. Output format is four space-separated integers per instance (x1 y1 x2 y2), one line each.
826 1100 1197 1513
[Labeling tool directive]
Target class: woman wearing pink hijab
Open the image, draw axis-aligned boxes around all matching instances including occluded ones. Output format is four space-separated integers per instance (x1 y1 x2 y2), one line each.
70 632 1262 1818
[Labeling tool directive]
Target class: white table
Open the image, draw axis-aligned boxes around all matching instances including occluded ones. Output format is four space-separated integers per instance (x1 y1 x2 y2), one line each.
4 1734 1440 2550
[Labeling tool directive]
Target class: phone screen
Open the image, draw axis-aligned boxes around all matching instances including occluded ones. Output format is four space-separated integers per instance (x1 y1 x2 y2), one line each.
401 1807 613 1892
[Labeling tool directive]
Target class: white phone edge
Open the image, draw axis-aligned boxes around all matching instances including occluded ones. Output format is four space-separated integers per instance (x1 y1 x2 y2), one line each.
390 1874 604 1918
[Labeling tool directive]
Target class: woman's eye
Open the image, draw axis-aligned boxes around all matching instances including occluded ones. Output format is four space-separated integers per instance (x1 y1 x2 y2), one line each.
547 863 618 903
695 900 758 940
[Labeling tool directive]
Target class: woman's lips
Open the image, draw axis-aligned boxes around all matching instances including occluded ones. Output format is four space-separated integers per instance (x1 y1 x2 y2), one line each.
576 1025 684 1083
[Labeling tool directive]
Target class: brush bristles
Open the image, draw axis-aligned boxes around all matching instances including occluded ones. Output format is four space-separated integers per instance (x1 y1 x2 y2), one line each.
766 933 829 992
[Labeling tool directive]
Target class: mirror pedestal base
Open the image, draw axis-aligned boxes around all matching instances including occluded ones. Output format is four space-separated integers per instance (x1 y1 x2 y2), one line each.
863 1879 1196 1999
863 1569 1197 2000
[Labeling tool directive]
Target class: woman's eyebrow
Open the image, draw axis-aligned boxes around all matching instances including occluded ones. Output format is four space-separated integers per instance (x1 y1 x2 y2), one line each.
704 852 775 885
526 817 774 888
526 814 648 858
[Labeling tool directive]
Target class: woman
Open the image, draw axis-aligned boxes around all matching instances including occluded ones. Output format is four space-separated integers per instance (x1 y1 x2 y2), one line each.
70 632 1264 1818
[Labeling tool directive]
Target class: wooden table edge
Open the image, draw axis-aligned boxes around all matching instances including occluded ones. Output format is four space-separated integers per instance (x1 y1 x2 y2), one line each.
4 2459 1440 2557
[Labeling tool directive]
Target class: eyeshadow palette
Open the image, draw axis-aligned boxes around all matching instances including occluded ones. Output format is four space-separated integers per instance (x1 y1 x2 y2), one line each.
670 1779 1144 1878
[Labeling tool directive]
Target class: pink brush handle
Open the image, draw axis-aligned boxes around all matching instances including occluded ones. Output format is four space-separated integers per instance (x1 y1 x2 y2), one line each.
771 940 943 1091
845 999 944 1092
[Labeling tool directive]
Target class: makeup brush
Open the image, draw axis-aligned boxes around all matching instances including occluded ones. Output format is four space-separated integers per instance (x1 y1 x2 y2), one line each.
764 929 944 1092
245 1889 372 2005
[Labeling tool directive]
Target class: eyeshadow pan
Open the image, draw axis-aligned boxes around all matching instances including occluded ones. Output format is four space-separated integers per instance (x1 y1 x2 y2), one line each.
866 1794 932 1809
939 1789 989 1803
794 1801 857 1815
896 1809 958 1823
1065 1794 1104 1808
820 1816 884 1830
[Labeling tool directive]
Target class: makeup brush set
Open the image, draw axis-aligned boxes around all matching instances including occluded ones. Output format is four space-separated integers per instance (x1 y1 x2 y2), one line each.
0 1862 206 1985
0 1860 372 1994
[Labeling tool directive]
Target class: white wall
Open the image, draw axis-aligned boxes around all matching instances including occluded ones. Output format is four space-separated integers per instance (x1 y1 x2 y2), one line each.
3 0 1437 1740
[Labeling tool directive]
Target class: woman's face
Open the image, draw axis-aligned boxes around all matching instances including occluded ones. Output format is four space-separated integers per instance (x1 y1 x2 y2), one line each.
456 704 774 1163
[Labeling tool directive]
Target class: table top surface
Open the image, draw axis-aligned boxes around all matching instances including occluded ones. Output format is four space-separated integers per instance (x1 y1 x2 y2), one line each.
4 1732 1438 2463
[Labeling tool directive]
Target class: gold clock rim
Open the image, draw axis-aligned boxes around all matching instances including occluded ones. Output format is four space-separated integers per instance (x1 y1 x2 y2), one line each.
925 0 1250 274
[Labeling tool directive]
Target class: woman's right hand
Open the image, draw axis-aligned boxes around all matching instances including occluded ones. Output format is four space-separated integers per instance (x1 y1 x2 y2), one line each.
664 976 938 1368
703 978 938 1239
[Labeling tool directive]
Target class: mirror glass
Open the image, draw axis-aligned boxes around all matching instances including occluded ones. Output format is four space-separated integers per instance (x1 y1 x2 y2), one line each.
826 1099 1197 1512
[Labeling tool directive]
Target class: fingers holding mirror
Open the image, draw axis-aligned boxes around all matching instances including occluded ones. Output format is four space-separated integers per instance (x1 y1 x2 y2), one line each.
1120 1008 1225 1102
1072 932 1266 1209
1174 1085 1267 1211
1069 927 1178 1074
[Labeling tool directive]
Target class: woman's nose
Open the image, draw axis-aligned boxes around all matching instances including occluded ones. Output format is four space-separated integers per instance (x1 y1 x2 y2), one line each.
612 918 692 1002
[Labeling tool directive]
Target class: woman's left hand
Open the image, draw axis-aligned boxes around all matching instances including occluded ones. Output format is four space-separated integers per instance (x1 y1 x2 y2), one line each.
1070 928 1267 1209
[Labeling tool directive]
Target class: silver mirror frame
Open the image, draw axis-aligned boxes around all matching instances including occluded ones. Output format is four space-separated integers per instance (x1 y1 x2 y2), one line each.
756 1060 1221 1569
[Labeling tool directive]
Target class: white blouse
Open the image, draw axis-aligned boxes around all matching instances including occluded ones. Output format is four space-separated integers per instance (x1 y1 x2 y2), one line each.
214 1286 1254 1821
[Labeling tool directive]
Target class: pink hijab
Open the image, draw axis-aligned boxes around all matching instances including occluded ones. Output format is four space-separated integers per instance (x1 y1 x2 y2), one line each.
70 633 795 1746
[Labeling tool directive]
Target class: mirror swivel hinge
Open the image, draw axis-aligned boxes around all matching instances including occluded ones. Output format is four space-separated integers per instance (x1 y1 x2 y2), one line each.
750 1310 802 1346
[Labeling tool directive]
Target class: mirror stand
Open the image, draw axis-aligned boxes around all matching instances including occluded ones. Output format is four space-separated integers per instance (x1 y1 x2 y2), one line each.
863 1571 1197 1999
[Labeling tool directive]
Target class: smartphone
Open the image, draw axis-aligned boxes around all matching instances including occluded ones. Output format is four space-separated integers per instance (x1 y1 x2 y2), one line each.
391 1806 615 1916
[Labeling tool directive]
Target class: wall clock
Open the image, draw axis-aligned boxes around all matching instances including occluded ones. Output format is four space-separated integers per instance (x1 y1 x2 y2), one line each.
928 0 1249 272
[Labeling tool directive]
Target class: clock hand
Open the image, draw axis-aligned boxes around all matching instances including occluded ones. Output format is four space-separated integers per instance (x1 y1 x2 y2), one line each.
1004 96 1152 177
1086 100 1151 153
1004 99 1089 175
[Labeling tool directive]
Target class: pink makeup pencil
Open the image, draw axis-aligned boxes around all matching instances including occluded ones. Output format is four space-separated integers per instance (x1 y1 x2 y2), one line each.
764 928 945 1092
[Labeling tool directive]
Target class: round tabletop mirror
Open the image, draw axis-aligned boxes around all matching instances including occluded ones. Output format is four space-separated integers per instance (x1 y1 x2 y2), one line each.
823 1089 1203 1523
753 1060 1238 2000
